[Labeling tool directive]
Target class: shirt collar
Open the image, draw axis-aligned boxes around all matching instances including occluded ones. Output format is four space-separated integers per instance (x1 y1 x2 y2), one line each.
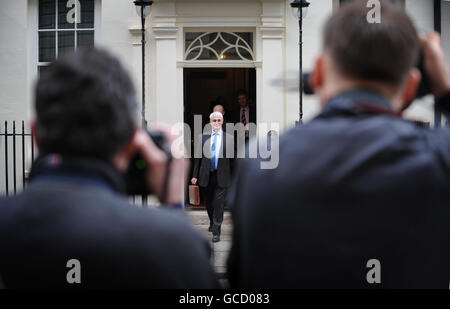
28 154 126 194
212 129 222 136
319 88 393 117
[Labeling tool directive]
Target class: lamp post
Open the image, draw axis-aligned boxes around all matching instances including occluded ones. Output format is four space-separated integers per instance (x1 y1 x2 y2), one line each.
290 0 310 125
134 0 153 207
134 0 153 128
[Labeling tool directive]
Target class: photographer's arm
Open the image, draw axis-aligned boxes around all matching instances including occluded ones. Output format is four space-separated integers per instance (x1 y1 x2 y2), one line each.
133 127 188 205
420 31 450 111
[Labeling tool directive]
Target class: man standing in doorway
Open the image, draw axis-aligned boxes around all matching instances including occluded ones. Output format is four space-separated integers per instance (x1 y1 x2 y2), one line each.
191 112 234 242
231 90 256 141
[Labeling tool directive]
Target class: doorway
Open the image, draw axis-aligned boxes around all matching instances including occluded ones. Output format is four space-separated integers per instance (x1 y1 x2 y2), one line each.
184 67 256 209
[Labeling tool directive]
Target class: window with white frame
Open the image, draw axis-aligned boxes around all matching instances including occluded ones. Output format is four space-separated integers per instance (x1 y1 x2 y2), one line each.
184 32 254 61
38 0 95 74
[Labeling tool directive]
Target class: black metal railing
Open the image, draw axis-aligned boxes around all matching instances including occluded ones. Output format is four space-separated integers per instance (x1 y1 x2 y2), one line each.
0 121 36 196
0 121 153 207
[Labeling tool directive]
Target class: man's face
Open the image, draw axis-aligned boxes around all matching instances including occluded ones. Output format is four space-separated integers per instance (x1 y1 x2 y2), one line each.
213 105 225 115
210 115 223 131
237 95 247 108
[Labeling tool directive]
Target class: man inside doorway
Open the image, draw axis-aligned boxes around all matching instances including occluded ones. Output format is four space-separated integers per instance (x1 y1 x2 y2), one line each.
231 90 256 140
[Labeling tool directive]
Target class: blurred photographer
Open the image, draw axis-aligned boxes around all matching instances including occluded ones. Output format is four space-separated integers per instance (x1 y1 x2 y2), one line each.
228 0 450 288
0 48 219 288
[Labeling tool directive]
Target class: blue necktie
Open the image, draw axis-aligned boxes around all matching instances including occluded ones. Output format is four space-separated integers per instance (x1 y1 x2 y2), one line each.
210 132 217 171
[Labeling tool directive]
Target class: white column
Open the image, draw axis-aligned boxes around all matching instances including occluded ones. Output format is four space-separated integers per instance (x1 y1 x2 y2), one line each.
153 26 180 125
152 1 185 205
128 26 146 125
259 0 286 131
259 26 285 128
151 0 181 126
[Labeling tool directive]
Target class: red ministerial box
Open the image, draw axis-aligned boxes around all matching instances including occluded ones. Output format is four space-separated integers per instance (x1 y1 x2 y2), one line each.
189 185 200 205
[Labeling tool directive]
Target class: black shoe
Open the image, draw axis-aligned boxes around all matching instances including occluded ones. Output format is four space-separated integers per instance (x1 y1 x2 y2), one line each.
208 226 213 232
212 235 220 243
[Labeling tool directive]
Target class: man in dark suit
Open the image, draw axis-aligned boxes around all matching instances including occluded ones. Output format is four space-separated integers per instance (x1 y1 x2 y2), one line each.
0 49 219 288
228 1 450 288
191 112 234 242
231 90 256 140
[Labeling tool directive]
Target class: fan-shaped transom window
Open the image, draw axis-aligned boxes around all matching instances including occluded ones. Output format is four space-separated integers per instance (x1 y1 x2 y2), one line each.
185 32 254 61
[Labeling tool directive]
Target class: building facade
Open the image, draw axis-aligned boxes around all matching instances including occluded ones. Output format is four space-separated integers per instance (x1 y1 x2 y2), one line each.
0 0 449 193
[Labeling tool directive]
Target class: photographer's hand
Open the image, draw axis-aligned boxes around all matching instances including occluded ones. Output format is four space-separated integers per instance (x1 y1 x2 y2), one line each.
133 126 189 205
420 31 450 97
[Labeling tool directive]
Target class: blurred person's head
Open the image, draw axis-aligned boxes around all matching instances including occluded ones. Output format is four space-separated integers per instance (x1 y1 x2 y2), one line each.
236 90 248 108
33 48 137 166
213 104 225 116
310 0 421 112
209 111 223 132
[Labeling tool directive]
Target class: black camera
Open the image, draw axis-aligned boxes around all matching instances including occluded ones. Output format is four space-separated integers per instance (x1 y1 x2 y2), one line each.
124 130 172 196
302 72 315 95
415 50 432 98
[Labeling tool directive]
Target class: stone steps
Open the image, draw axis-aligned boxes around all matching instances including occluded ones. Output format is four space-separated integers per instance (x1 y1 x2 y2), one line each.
185 210 232 227
185 210 232 285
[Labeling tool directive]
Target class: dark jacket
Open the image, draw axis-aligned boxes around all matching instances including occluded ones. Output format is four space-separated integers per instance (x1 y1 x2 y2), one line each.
192 131 234 188
228 89 450 289
0 156 220 289
231 105 256 125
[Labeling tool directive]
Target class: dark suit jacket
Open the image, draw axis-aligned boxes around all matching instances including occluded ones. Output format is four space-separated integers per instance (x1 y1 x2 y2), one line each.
192 131 234 188
0 156 220 289
227 89 450 289
231 105 256 125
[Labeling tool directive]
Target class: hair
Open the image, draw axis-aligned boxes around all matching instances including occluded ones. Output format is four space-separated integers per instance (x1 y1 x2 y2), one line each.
323 0 420 86
212 104 224 112
35 48 137 160
209 111 223 120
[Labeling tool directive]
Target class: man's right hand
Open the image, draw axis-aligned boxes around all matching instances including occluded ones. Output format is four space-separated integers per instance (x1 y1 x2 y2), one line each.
132 126 189 205
191 178 197 185
420 31 450 97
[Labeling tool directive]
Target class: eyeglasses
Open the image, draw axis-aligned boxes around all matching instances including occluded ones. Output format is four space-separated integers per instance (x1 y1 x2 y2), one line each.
211 119 222 122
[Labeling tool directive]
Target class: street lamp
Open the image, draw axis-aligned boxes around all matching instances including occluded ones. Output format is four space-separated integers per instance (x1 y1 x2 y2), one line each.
134 0 154 128
290 0 310 125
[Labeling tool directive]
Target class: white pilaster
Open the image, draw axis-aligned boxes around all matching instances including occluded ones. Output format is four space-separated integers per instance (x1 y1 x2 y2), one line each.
153 26 180 125
259 0 285 130
152 1 181 126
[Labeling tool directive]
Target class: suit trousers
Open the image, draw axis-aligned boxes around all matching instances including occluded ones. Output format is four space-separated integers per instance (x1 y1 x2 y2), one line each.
203 171 226 236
